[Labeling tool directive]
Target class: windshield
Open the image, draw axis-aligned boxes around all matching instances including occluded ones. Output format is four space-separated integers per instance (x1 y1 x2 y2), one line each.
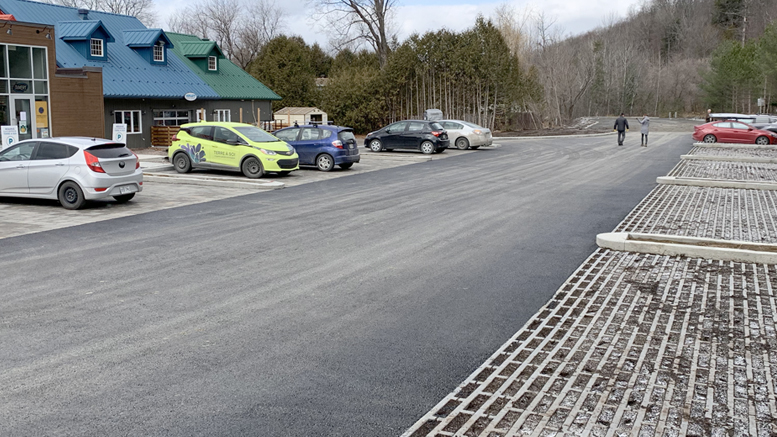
234 126 280 143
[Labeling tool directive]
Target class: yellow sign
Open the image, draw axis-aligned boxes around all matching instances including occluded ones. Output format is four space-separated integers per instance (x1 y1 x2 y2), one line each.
35 101 48 128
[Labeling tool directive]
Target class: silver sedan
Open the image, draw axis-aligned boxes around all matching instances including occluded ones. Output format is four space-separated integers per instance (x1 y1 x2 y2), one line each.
440 120 493 150
0 137 143 209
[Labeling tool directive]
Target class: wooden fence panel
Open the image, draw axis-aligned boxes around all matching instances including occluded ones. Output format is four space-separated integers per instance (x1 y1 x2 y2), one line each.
151 126 180 148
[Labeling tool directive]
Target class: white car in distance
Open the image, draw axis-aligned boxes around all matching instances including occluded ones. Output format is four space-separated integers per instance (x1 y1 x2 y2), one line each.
439 120 493 150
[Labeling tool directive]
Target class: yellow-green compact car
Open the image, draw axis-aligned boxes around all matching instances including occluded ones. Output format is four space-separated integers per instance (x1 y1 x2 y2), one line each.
169 122 299 178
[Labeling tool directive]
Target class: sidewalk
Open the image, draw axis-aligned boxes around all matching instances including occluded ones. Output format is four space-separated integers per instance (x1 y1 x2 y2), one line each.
402 142 777 436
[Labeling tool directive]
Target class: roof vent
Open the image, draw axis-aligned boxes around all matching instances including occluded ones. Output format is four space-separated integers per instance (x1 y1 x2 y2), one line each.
77 8 89 19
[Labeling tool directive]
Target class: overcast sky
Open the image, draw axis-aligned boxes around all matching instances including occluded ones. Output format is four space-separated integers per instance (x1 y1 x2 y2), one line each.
156 0 644 49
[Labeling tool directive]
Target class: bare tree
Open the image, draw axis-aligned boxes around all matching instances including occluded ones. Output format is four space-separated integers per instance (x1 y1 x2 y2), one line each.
168 0 285 69
45 0 155 26
310 0 396 67
493 3 533 61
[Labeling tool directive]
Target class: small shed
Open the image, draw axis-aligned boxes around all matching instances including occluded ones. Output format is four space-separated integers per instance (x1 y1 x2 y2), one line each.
274 107 328 127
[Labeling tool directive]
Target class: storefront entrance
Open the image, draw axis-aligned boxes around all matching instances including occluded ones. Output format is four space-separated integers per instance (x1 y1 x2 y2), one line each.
10 95 33 140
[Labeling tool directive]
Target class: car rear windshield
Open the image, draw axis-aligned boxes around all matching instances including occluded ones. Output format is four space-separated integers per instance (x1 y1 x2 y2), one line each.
338 130 356 143
86 143 133 158
233 126 278 143
429 122 444 131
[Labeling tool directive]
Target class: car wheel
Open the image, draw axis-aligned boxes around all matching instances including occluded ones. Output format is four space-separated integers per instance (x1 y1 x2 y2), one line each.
420 141 435 154
58 181 85 210
316 154 335 171
755 136 770 145
455 137 469 150
470 146 480 150
369 139 383 152
339 163 354 170
241 156 264 179
113 193 135 203
173 152 192 173
703 134 717 143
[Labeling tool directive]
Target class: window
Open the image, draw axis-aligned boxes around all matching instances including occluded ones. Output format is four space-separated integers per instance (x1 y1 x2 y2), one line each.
34 142 77 160
0 142 35 161
442 122 462 130
213 127 240 144
731 122 750 130
153 110 190 126
90 39 103 57
386 122 406 133
300 128 320 140
712 122 731 129
114 110 141 133
407 122 425 132
274 128 299 142
214 109 230 122
153 42 164 62
189 126 212 140
208 56 217 71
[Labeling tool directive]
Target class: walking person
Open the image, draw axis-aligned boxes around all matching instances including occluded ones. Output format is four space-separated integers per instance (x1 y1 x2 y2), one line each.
636 114 649 147
614 113 629 146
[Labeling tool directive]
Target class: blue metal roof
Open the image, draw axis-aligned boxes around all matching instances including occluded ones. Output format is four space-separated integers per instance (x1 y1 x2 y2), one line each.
57 20 114 42
0 0 218 99
123 28 172 48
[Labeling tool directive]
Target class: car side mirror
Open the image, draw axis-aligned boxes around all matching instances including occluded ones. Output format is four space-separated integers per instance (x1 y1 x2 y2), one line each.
748 128 753 131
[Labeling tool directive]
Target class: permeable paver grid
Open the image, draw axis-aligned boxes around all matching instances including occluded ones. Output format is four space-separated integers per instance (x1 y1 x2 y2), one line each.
668 160 777 181
614 185 777 243
687 147 777 160
405 249 777 437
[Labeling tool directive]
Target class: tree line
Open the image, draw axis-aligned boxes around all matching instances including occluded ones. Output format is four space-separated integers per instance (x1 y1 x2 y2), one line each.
45 0 777 132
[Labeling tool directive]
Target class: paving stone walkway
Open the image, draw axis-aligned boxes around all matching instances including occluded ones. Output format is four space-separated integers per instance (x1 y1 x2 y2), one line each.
403 148 777 436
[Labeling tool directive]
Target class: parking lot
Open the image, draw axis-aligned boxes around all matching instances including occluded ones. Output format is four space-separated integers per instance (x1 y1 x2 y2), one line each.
0 146 482 240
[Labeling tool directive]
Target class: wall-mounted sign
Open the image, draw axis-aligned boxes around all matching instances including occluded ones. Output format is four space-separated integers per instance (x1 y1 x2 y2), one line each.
112 123 127 144
184 92 197 102
12 82 28 93
1 125 19 150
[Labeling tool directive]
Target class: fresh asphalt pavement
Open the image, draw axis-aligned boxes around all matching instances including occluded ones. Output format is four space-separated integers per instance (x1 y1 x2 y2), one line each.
0 132 692 436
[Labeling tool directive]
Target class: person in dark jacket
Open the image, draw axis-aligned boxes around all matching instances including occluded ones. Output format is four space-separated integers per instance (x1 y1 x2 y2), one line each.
614 113 629 146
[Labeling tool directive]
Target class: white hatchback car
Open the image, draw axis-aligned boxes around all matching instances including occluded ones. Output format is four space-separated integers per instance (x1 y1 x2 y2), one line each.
439 120 493 150
0 137 143 210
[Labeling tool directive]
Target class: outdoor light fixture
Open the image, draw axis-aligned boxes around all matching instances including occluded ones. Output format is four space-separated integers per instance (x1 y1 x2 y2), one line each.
45 33 51 39
6 27 12 35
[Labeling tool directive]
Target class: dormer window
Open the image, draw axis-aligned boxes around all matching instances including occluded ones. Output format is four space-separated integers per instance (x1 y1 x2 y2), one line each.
208 56 217 71
153 41 164 62
90 38 103 57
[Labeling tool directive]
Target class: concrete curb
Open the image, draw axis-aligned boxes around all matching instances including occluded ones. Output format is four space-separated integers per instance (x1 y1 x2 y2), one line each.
656 176 777 190
680 154 777 164
143 173 285 190
597 232 777 264
693 142 777 149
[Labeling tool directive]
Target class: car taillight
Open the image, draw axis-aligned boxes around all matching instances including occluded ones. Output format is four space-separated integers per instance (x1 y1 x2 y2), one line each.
84 151 105 173
431 131 442 137
133 151 140 169
171 133 179 142
332 140 343 149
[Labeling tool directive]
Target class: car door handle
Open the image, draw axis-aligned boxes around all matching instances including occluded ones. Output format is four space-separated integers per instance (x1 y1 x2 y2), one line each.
55 163 65 166
16 164 25 169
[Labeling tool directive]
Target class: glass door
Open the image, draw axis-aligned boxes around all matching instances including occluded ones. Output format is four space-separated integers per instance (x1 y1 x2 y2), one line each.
10 96 34 140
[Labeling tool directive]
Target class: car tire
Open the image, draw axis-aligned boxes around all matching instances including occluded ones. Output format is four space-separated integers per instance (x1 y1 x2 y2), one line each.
703 134 717 143
316 154 335 171
241 156 264 179
113 193 135 203
756 136 770 145
369 139 383 152
455 137 469 150
339 163 354 170
173 152 192 173
471 146 480 150
420 141 435 154
58 181 85 210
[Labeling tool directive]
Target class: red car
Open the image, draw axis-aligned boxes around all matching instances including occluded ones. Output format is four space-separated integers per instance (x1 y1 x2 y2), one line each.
693 120 777 144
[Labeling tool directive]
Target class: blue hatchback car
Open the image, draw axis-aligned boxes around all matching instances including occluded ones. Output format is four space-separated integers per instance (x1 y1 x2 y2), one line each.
273 124 360 171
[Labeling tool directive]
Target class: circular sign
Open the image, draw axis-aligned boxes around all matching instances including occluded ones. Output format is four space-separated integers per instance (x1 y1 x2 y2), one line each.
184 92 197 101
12 83 28 92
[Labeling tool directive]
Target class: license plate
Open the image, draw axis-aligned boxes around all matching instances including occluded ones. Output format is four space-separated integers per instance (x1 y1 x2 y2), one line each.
119 185 135 194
